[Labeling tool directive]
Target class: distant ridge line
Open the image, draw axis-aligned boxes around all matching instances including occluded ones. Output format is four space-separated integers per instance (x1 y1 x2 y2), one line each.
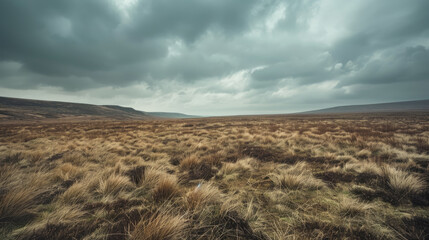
0 96 196 121
302 99 429 114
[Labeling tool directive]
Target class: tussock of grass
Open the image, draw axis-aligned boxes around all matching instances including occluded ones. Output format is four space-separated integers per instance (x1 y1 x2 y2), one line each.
185 183 221 210
131 212 187 240
52 163 82 182
337 196 373 218
61 182 90 204
152 175 180 202
0 188 40 220
0 165 19 189
382 166 426 197
0 172 49 221
218 157 258 177
142 167 165 187
269 163 325 190
98 174 133 197
180 155 200 170
344 160 382 175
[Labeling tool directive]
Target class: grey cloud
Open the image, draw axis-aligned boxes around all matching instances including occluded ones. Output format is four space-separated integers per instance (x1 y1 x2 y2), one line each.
330 0 429 63
128 0 260 43
0 0 428 115
342 45 429 86
250 53 334 88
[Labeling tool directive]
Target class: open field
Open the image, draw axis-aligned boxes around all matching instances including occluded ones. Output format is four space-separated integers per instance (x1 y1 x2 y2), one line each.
1 113 428 239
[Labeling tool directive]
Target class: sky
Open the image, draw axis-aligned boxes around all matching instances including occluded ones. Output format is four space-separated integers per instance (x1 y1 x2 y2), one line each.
0 0 428 116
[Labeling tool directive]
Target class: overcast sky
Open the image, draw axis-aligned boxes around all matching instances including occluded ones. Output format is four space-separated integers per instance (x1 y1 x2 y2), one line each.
0 0 428 115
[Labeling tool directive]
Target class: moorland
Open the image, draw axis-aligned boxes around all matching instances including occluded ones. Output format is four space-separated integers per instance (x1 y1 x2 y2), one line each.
1 113 428 239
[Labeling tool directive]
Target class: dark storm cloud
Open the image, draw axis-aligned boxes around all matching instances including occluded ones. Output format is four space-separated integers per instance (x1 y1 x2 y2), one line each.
0 0 169 88
0 0 428 115
250 0 429 87
128 0 258 42
342 45 429 86
330 1 429 63
0 0 265 91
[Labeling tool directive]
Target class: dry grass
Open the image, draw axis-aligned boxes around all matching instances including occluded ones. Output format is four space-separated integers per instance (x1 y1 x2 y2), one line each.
130 212 187 240
217 157 258 177
337 196 374 217
61 182 90 204
52 163 82 182
382 166 426 196
344 160 382 175
180 155 201 170
98 174 133 197
0 113 428 239
0 188 40 220
184 183 221 210
270 163 325 190
152 175 180 202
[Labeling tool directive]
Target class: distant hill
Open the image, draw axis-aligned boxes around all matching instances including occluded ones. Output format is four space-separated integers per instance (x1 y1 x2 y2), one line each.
0 96 195 121
147 112 199 118
303 99 429 114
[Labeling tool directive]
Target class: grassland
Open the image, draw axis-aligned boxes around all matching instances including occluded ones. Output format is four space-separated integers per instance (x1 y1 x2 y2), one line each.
0 113 428 239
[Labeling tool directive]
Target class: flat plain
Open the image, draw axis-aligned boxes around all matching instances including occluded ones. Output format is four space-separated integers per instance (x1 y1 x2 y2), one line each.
1 113 428 239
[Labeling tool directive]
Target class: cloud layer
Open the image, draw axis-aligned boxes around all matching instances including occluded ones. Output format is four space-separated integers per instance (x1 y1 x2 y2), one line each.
1 0 428 115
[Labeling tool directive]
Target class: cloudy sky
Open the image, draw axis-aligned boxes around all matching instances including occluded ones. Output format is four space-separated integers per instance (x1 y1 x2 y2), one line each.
0 0 428 115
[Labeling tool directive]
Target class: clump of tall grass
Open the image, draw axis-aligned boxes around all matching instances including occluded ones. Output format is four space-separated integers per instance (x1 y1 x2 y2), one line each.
98 174 133 197
61 182 90 204
269 162 325 190
337 197 373 218
0 188 41 220
382 166 426 198
180 155 201 170
185 183 221 210
152 175 180 202
131 212 187 240
52 163 82 182
217 157 258 177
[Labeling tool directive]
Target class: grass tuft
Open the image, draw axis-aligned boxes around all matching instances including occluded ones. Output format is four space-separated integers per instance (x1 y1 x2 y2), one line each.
152 175 180 202
131 212 187 240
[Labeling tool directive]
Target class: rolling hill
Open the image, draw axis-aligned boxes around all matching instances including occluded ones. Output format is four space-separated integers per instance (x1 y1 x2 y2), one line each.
303 99 429 114
0 96 195 121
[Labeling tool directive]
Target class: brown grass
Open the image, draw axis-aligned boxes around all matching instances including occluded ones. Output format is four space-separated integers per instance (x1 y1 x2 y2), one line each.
152 175 180 202
0 188 40 220
269 163 325 190
382 166 426 197
185 183 221 210
131 212 187 240
1 113 428 239
180 154 201 170
98 174 133 197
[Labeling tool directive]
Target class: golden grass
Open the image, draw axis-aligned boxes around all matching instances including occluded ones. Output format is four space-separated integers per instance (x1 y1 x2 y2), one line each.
269 163 325 190
179 154 200 170
382 166 426 196
344 160 382 175
0 188 40 220
131 212 187 240
61 182 90 204
52 163 82 182
98 174 133 197
1 113 428 239
184 183 221 210
217 157 257 177
152 175 180 202
337 196 374 218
